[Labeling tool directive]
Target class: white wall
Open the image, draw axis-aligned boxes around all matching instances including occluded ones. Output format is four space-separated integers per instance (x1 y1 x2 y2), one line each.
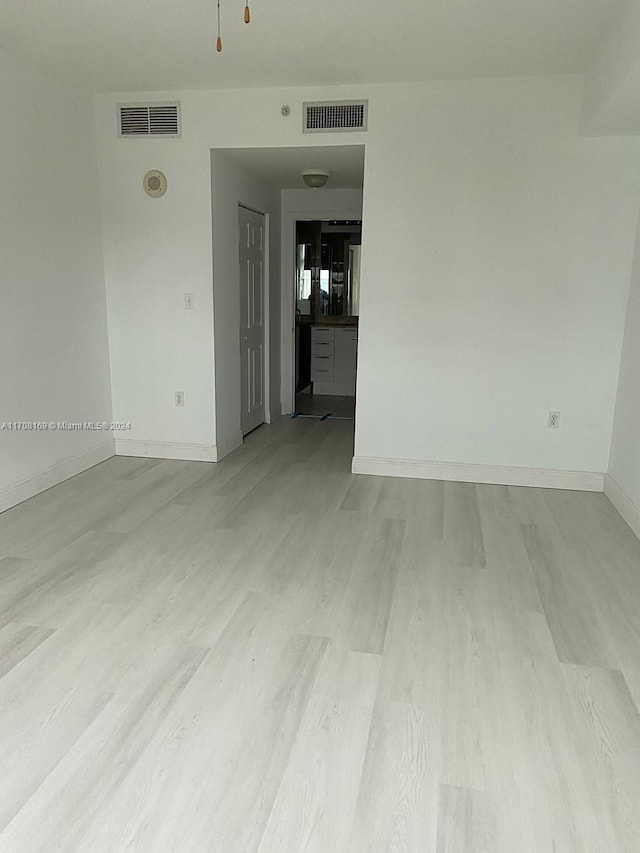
95 77 640 481
211 151 281 454
95 106 217 459
608 215 640 526
0 48 112 512
94 86 368 460
582 0 640 136
280 188 363 411
354 76 640 480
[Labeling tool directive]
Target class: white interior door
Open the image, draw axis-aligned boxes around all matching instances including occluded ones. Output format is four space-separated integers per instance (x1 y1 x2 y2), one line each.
239 206 265 436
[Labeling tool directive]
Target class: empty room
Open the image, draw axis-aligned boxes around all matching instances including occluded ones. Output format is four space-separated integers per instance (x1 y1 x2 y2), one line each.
1 0 640 850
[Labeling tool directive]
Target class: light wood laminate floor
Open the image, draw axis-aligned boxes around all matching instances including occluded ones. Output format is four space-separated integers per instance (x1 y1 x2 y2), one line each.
1 417 639 852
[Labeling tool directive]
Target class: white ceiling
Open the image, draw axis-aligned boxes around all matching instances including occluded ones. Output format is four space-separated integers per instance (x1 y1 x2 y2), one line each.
215 146 365 190
0 0 626 93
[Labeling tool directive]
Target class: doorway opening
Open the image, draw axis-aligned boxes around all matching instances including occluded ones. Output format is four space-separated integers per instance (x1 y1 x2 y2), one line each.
294 219 361 421
211 144 364 461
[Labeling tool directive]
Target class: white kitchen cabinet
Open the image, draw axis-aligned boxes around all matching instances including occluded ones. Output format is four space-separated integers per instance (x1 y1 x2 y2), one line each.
333 328 358 385
311 326 358 395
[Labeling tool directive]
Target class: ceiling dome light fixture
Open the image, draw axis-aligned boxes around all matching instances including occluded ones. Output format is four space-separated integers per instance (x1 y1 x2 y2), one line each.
301 169 331 189
216 0 251 53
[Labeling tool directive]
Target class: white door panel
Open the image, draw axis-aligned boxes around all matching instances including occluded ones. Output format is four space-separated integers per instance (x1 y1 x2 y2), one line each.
239 207 265 436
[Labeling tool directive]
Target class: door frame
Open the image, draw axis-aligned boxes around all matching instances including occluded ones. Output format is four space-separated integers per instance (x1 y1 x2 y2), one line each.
281 206 363 415
238 202 271 428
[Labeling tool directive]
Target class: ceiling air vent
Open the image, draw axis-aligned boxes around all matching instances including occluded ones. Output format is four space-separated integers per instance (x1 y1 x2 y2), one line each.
303 100 368 134
118 103 181 138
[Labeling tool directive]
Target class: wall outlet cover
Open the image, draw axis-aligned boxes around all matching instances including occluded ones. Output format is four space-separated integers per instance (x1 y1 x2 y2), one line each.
548 411 560 428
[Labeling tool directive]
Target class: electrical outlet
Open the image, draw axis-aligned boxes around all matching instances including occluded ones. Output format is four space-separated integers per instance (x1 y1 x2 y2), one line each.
175 391 184 407
548 411 560 429
184 293 194 310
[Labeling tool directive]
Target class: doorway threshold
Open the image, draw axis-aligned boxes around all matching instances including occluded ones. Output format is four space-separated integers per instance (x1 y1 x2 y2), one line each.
292 394 355 420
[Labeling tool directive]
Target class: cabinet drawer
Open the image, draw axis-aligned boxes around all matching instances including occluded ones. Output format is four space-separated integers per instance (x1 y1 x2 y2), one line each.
311 354 334 375
311 367 333 381
312 327 334 342
334 328 358 343
311 340 335 356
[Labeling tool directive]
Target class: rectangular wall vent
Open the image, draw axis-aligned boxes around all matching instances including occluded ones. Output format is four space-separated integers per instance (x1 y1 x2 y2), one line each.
118 103 181 137
303 100 368 133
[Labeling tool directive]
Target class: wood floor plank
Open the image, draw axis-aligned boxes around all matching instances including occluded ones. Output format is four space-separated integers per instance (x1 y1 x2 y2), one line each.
623 666 640 713
0 530 125 631
522 522 618 668
476 495 544 613
443 481 486 568
561 664 640 852
498 652 623 852
256 645 380 853
348 700 437 852
436 784 497 853
334 517 406 654
75 633 329 853
438 606 511 791
0 622 55 680
377 554 447 715
0 680 113 834
342 475 445 534
256 511 367 635
0 644 207 852
195 634 330 853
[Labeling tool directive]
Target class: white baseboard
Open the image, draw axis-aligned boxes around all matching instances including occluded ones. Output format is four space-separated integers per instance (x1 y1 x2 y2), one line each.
351 456 605 492
115 433 243 463
0 440 115 514
604 474 640 540
115 439 217 462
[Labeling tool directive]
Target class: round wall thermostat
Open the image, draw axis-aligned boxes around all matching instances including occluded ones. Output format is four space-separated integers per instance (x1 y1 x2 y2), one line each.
143 170 167 198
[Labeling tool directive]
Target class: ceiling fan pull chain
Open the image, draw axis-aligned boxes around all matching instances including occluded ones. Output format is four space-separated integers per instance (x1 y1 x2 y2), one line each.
216 0 223 51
